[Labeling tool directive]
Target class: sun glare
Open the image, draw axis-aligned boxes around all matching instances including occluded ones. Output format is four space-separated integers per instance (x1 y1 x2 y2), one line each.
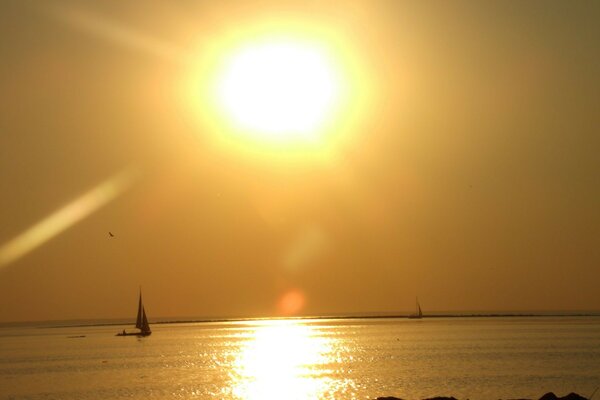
184 19 372 160
214 39 341 144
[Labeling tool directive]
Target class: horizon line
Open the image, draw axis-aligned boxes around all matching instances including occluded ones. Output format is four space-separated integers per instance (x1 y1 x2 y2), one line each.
2 310 600 328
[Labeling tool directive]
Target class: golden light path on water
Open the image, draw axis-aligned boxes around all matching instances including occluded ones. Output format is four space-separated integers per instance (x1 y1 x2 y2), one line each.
231 320 335 400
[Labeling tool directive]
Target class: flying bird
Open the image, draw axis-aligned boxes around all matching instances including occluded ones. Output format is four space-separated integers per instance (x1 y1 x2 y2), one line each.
108 232 114 237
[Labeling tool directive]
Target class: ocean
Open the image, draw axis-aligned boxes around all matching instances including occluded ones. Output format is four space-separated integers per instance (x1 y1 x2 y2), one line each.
1 316 599 399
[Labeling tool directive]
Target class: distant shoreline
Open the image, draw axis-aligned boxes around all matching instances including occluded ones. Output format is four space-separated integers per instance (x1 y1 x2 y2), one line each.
2 312 599 329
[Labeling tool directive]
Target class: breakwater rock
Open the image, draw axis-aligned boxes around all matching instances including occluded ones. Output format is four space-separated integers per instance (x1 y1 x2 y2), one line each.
539 393 588 400
375 392 587 400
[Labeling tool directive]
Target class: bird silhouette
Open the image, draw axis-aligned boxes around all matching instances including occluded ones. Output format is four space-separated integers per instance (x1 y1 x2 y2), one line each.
108 232 114 237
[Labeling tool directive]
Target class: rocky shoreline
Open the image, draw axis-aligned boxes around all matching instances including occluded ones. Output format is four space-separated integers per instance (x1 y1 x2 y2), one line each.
376 392 590 400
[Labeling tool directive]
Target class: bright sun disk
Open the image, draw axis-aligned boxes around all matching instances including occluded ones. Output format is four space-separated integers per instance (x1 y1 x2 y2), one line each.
214 39 341 144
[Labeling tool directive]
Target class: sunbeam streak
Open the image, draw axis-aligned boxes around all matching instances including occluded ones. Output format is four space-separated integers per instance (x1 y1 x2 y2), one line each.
0 167 139 269
50 5 184 62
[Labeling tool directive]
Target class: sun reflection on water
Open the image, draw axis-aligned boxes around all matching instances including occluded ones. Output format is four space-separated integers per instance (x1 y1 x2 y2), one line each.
231 321 333 400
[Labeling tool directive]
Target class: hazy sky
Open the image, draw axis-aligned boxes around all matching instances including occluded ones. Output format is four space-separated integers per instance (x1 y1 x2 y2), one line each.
1 0 598 322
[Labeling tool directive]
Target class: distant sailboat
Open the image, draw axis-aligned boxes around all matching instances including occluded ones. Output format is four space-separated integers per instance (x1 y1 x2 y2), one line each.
408 297 423 319
116 290 152 336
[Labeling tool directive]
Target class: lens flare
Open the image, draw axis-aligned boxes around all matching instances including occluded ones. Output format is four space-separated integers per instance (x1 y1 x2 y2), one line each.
278 289 306 315
282 224 328 273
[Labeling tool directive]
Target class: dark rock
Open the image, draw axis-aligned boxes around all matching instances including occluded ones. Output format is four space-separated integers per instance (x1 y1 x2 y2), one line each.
423 397 458 400
539 393 588 400
540 393 559 400
562 394 588 400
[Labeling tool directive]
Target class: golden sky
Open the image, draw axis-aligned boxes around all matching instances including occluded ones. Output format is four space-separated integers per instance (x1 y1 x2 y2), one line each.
0 1 599 322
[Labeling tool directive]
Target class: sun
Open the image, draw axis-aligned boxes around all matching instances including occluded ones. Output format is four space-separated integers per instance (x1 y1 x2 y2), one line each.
183 20 373 160
213 38 342 145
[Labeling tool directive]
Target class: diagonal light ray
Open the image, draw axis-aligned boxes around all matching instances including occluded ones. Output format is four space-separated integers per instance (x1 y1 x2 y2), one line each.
1 6 165 270
49 5 186 62
0 167 139 269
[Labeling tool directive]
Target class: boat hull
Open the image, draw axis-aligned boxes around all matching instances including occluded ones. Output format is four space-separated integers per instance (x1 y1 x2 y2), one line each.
116 333 137 336
116 331 152 337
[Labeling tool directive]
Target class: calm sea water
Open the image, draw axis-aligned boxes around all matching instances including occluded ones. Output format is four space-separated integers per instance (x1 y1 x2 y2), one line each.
1 316 599 400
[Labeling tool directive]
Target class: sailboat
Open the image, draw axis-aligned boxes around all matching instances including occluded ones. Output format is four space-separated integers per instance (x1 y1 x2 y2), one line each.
116 290 152 336
408 297 423 319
